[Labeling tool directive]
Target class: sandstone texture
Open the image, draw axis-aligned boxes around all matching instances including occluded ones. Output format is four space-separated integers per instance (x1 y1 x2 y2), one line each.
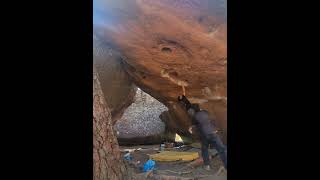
94 0 227 143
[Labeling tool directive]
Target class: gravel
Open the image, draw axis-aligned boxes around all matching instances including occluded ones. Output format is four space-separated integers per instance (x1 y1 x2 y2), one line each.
115 88 168 138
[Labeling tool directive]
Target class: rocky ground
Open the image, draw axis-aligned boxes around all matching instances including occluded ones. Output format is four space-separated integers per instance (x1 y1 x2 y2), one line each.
114 89 227 179
120 144 227 180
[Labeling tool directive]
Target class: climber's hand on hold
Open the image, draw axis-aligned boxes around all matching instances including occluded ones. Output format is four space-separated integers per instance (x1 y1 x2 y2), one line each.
188 126 193 134
178 95 189 103
178 95 185 101
178 95 192 111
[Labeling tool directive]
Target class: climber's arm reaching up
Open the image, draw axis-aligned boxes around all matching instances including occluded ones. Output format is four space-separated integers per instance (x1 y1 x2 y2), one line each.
178 95 191 110
178 95 199 134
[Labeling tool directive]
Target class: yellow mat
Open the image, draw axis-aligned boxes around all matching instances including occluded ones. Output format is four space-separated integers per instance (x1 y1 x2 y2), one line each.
149 151 199 161
190 142 201 148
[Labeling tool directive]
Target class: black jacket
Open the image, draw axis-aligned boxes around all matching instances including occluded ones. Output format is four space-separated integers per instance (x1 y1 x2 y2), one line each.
178 95 215 136
192 110 215 136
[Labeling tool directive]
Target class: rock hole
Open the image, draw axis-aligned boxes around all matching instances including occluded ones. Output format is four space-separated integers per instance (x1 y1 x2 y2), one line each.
169 71 178 77
161 47 172 53
198 16 204 23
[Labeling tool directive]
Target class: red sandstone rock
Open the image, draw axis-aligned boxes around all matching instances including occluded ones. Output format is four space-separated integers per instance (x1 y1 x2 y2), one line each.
94 0 227 143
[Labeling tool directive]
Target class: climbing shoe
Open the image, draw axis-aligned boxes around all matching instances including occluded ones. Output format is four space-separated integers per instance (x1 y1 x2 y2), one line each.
204 165 211 171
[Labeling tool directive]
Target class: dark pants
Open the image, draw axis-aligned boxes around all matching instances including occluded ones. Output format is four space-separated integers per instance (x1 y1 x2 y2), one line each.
200 133 227 169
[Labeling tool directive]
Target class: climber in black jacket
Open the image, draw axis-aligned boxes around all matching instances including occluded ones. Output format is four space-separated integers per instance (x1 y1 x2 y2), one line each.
178 95 227 171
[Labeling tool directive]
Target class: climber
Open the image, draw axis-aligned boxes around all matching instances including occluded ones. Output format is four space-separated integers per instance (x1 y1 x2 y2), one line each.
178 95 227 171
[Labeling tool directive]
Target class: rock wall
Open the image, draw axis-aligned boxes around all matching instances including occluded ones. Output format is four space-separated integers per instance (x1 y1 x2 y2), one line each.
115 88 168 145
93 32 136 124
94 0 227 143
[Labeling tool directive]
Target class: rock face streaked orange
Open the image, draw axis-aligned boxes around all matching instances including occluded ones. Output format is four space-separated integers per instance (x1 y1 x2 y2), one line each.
94 0 227 143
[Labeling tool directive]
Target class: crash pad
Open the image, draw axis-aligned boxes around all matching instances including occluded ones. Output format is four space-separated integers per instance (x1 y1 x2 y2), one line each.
149 151 199 161
190 142 201 148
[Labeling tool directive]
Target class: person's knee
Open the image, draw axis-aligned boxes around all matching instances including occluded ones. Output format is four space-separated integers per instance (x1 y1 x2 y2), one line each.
201 142 209 149
216 145 227 154
214 139 227 151
201 144 208 150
